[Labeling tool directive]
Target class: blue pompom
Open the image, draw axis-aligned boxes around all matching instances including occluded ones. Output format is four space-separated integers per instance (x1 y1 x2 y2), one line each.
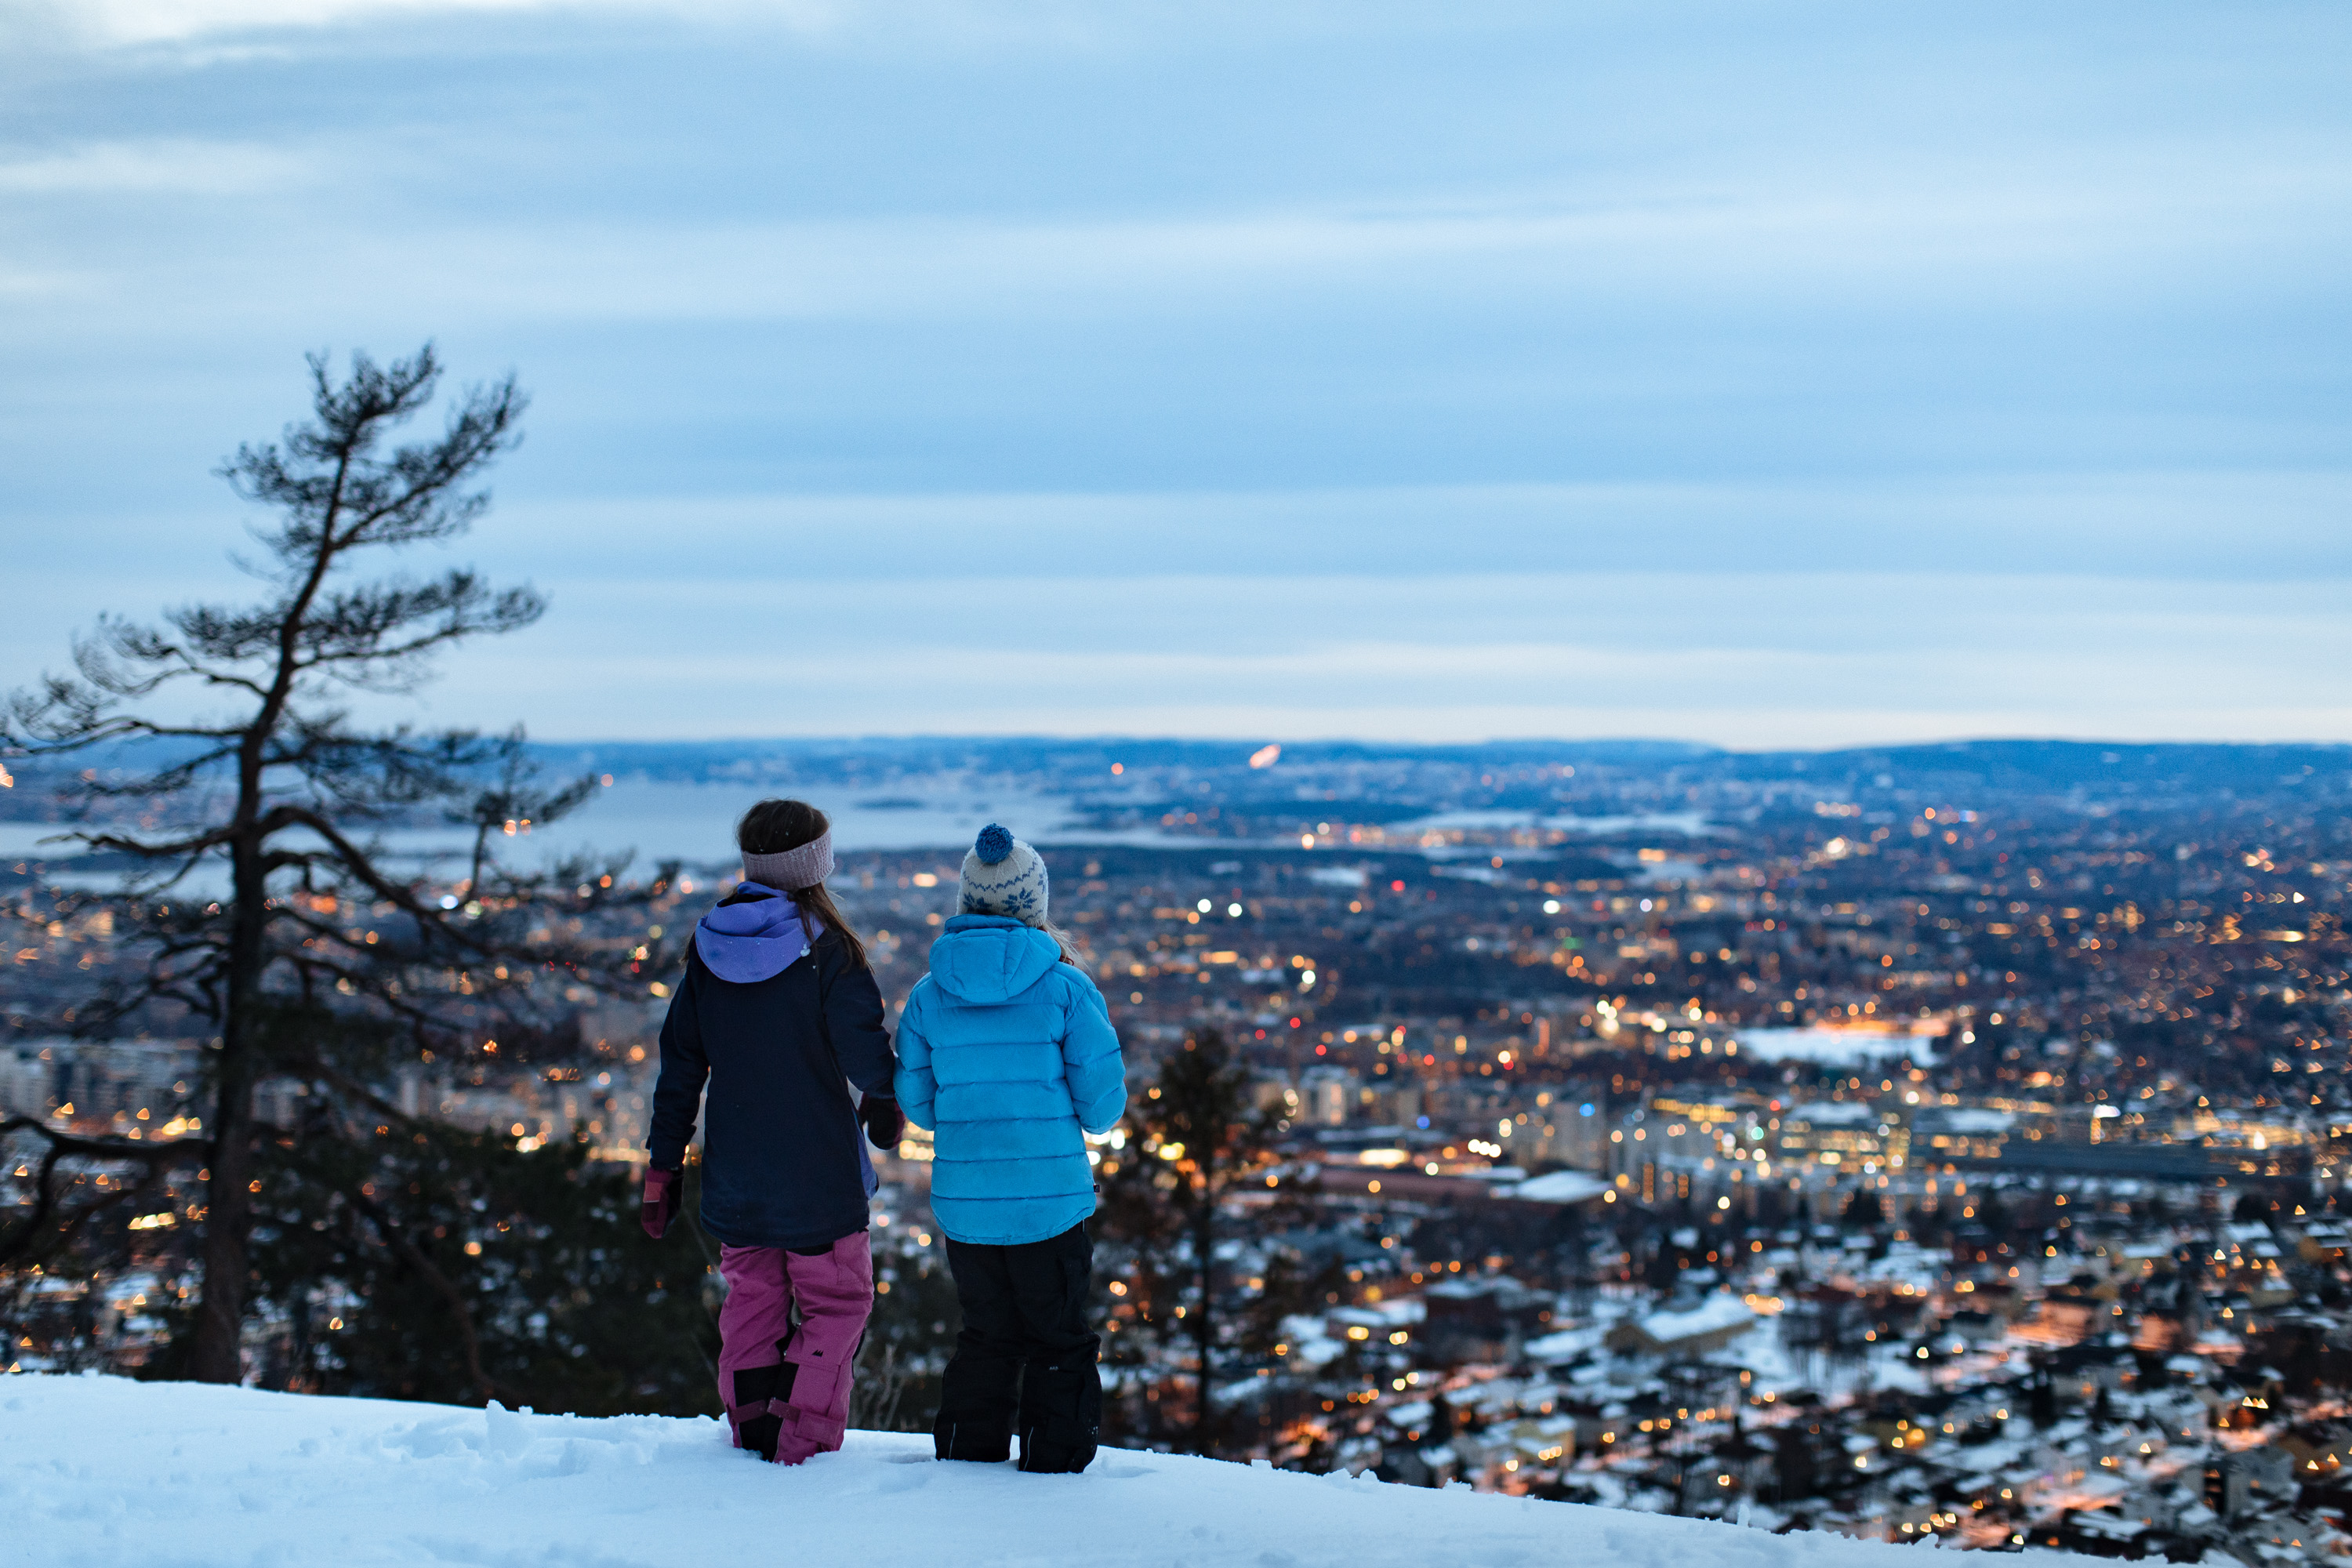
975 823 1014 864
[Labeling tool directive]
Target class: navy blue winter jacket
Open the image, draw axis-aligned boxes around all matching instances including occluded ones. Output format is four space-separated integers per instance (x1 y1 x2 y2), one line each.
648 887 897 1250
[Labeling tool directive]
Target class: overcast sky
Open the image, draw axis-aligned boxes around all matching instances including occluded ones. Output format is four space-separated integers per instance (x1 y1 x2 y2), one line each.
5 1 2348 747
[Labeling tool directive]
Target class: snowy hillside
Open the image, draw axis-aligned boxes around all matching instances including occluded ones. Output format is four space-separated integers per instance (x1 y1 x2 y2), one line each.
5 1376 1940 1568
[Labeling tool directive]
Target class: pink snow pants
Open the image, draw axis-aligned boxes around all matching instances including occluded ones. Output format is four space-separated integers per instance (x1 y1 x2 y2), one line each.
717 1231 873 1465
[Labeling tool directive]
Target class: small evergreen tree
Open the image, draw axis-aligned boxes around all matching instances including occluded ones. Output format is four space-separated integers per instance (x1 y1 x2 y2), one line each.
1094 1028 1272 1455
1974 1185 2012 1238
240 1126 717 1410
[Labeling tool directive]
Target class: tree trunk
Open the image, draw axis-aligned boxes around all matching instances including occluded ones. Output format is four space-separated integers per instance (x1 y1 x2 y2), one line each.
1191 1190 1214 1457
188 826 265 1382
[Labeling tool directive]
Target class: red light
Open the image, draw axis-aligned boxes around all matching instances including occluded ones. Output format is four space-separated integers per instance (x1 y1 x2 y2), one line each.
1316 1044 1327 1055
1289 1017 1301 1028
1390 880 1405 892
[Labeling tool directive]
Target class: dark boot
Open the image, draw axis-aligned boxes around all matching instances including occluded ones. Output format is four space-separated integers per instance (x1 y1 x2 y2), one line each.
934 1415 1014 1463
1015 1414 1098 1473
932 1320 1019 1461
1015 1347 1101 1473
728 1359 797 1461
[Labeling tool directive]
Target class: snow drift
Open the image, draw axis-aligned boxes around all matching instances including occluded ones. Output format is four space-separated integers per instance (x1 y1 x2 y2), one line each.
5 1375 1927 1568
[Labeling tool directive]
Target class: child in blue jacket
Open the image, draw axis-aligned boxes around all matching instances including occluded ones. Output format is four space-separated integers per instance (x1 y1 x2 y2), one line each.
895 824 1127 1473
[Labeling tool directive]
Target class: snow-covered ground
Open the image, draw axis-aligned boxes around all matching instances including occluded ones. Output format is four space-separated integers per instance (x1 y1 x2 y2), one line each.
4 1374 1933 1568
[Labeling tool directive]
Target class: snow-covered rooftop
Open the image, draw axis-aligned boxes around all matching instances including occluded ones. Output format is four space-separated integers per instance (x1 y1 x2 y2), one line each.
1510 1170 1613 1205
3 1376 1934 1568
1920 1107 2015 1134
1726 1028 1941 1067
1526 1325 1609 1363
1633 1294 1759 1344
1782 1101 1883 1128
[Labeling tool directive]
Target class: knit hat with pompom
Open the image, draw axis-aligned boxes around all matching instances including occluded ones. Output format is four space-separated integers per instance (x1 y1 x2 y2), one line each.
958 823 1049 926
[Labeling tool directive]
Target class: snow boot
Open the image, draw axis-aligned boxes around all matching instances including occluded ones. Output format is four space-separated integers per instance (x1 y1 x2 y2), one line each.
716 1233 873 1465
1014 1350 1100 1473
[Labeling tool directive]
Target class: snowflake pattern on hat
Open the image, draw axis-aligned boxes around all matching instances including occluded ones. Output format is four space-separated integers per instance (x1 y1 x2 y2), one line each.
958 822 1049 924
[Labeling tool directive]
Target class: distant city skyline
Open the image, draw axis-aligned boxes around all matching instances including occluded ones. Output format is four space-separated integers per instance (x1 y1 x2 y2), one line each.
5 1 2349 745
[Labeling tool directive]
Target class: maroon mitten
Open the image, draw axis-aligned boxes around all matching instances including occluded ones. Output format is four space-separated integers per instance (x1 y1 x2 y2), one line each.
858 1093 905 1151
641 1166 681 1240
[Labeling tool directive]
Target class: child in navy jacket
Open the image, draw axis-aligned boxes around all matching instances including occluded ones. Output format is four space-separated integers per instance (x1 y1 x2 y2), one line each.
643 800 901 1464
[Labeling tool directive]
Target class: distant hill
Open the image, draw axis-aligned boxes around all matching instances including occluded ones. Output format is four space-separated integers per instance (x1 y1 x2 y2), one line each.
9 733 2347 826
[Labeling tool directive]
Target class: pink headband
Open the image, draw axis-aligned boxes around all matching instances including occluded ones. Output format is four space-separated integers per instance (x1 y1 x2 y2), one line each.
742 831 834 890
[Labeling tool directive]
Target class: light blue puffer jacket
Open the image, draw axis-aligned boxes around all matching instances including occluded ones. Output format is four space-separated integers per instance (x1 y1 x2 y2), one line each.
895 914 1128 1247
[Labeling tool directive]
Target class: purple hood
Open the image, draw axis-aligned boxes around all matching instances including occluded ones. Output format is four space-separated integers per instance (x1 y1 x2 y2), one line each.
693 882 826 983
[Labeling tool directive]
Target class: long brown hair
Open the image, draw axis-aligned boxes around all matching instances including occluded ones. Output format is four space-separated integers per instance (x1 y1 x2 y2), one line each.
735 798 869 968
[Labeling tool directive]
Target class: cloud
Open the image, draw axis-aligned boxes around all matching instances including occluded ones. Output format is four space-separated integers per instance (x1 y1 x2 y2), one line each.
17 556 2343 746
6 1 2347 747
475 474 2352 585
0 139 322 195
242 158 2344 328
48 0 1483 52
15 154 2334 350
54 0 1126 49
379 569 2352 746
69 0 644 45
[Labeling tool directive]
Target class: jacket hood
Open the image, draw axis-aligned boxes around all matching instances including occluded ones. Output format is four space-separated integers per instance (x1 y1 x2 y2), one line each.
926 913 1062 1002
694 882 825 984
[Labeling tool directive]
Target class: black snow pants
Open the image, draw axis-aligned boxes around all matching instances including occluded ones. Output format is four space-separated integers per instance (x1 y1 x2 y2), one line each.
935 1221 1101 1473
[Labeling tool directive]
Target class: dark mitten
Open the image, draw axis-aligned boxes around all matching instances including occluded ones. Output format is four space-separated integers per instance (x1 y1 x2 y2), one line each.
858 1093 905 1151
641 1166 682 1240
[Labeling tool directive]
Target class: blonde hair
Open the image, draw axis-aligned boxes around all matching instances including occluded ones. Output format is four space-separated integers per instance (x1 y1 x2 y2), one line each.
1039 918 1083 967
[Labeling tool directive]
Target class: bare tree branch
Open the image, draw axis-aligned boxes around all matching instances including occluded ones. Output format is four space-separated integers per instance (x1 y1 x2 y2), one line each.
0 1118 210 1270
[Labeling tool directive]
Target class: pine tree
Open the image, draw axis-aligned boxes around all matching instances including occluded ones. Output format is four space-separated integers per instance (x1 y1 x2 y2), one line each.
4 347 655 1385
1094 1028 1271 1455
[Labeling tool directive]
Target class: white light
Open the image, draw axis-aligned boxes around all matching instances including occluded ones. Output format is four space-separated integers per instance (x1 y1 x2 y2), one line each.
1542 899 1561 914
1196 898 1212 913
1227 902 1243 917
